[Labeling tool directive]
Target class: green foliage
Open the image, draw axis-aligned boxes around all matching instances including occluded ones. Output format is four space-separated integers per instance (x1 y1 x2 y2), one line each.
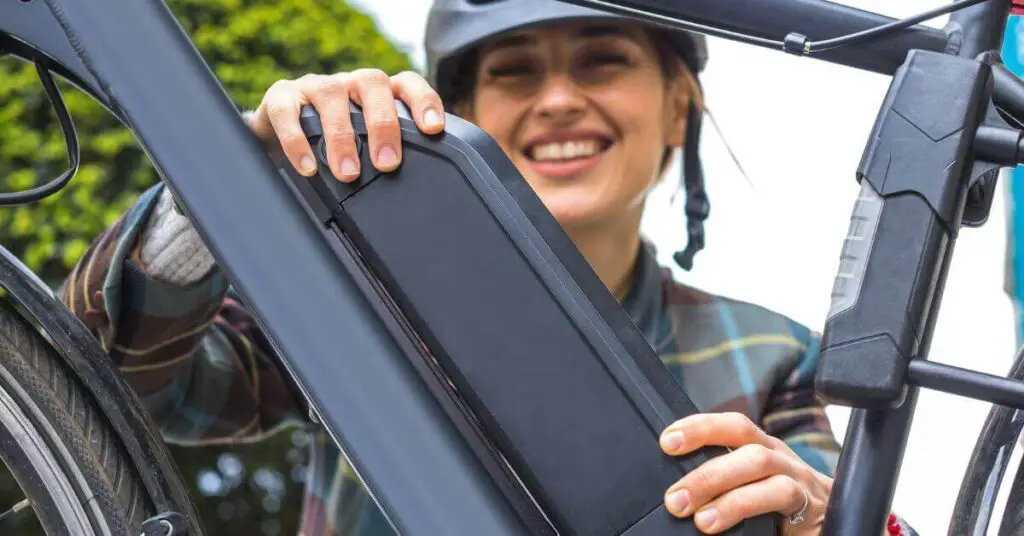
0 0 412 284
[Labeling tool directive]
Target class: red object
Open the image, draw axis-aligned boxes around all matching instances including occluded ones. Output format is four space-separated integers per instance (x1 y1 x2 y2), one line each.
1014 1 1024 16
887 513 903 536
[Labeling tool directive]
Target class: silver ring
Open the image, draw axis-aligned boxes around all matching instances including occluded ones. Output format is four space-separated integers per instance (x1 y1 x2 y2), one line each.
787 485 809 525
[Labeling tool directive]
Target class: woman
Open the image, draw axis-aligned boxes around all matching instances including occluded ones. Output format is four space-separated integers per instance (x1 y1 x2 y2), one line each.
58 0 910 534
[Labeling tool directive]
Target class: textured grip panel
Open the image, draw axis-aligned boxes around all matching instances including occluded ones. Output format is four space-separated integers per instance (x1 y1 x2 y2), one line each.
828 181 884 321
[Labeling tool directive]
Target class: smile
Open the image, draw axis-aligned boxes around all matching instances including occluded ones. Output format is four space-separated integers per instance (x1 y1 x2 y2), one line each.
523 135 613 178
528 139 610 161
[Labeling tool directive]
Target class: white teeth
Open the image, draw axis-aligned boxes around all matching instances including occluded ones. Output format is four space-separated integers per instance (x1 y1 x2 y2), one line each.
530 140 601 161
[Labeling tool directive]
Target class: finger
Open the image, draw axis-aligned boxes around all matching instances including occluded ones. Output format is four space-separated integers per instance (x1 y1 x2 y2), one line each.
263 79 318 176
391 70 445 134
690 474 811 534
348 68 402 172
664 443 797 518
299 74 360 182
660 412 781 456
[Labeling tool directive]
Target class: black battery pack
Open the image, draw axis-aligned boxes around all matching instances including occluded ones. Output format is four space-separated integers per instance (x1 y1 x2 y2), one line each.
280 102 777 536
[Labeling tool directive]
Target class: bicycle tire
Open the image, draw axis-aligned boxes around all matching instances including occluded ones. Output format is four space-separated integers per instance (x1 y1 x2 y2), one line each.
0 300 151 535
999 427 1024 535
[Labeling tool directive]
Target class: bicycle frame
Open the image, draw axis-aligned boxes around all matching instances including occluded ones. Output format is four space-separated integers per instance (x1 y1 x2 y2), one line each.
4 0 1024 535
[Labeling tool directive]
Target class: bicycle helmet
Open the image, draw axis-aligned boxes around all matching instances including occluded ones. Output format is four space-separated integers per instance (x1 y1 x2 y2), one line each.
424 0 711 270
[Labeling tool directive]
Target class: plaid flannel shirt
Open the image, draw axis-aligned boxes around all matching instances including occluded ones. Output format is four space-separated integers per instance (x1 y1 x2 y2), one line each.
60 182 871 536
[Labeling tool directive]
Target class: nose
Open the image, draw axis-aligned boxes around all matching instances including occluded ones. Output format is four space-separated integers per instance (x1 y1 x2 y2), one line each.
533 74 586 124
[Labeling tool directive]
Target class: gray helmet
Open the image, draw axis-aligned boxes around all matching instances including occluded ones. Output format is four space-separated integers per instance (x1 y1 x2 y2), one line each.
425 0 708 104
423 0 710 271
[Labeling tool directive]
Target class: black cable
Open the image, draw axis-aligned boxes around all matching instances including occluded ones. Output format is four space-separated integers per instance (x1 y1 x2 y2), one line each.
807 0 993 53
567 0 994 57
559 0 783 49
0 62 80 206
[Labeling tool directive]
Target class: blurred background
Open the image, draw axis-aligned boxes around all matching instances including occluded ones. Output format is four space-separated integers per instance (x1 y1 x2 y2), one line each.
2 0 1024 534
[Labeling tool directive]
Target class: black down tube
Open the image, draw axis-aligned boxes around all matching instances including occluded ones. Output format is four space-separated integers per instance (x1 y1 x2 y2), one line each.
556 0 952 75
816 2 1010 535
25 0 529 534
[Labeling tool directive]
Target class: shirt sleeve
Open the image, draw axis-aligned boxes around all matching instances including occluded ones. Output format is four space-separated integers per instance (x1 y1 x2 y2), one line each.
760 323 842 478
57 183 310 446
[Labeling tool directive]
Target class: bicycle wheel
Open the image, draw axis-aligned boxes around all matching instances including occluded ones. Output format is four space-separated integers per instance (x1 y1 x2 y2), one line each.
0 300 151 535
1000 420 1024 536
1004 452 1024 535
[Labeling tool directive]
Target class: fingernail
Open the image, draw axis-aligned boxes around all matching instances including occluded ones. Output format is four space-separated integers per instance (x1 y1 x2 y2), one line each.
301 155 317 175
424 109 442 128
660 431 684 453
377 145 398 169
665 489 690 516
341 157 358 176
695 507 717 529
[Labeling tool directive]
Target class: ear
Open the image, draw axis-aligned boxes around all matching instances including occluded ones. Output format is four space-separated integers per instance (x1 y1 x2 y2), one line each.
663 68 700 149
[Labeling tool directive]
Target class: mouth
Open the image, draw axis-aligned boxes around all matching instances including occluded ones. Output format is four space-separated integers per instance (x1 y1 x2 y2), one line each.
522 135 614 178
525 137 613 162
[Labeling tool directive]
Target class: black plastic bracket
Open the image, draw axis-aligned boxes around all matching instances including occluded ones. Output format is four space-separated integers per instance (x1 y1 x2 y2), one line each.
816 49 993 410
784 33 810 55
961 104 1009 228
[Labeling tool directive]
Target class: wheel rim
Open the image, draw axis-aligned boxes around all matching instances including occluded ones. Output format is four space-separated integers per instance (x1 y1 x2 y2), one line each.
0 365 105 535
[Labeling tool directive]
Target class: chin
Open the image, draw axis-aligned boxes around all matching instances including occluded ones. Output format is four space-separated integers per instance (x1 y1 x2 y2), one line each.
539 196 611 231
518 170 632 230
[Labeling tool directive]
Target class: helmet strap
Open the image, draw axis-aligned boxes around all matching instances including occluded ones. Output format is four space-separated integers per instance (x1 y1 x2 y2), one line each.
673 101 709 272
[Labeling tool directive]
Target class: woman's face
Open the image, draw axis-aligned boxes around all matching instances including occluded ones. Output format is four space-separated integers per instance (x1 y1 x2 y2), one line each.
461 20 694 232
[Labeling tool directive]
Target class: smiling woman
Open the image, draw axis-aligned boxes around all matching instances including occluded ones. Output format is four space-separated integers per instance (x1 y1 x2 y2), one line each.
450 21 698 292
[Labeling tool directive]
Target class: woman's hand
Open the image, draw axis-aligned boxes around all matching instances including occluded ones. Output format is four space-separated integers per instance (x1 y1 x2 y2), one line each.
247 69 446 181
660 412 832 535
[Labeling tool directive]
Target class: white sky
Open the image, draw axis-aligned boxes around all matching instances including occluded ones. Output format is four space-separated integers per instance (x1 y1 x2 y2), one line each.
350 1 1023 533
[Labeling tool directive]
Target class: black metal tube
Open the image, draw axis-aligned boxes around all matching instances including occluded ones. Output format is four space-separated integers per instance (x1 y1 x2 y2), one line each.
557 0 952 75
31 0 529 534
907 360 1024 410
948 0 1012 59
948 347 1024 536
824 393 921 535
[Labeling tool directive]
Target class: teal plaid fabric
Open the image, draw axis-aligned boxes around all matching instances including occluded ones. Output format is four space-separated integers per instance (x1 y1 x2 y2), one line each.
60 182 867 535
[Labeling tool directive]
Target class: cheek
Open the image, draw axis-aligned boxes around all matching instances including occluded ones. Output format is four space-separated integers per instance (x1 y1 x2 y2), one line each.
466 93 521 154
607 97 671 184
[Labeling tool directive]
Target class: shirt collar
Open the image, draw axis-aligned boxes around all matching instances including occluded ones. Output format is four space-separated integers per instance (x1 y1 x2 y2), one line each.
621 241 666 345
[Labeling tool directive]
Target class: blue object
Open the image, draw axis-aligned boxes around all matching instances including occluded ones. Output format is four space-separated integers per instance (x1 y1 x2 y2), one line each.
1003 16 1024 346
